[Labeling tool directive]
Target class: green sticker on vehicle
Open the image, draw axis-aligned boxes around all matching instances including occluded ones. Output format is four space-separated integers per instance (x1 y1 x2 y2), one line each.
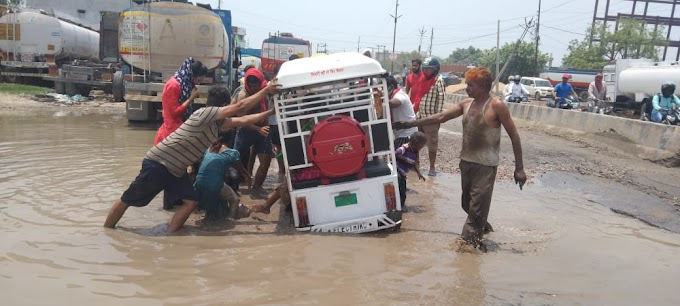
334 193 358 207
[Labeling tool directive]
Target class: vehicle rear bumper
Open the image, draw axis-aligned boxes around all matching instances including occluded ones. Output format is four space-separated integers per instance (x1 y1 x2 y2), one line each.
297 213 401 233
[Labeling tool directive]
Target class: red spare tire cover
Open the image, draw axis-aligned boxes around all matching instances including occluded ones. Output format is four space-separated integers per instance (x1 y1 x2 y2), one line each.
306 115 369 177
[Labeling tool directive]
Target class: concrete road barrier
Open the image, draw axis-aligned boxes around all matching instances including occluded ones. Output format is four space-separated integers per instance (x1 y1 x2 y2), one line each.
505 102 680 158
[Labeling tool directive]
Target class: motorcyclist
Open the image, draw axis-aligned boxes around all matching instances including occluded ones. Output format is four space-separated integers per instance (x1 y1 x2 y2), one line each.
504 74 529 102
587 73 607 112
552 73 578 108
650 81 680 123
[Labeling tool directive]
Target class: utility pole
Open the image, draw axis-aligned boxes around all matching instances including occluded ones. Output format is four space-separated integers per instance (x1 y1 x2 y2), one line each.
534 0 541 76
495 20 500 96
389 0 402 74
357 36 360 52
218 0 222 9
418 27 427 54
428 28 434 57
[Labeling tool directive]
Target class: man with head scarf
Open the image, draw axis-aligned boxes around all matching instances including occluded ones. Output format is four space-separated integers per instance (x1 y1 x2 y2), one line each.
587 73 607 112
154 57 208 145
232 68 274 197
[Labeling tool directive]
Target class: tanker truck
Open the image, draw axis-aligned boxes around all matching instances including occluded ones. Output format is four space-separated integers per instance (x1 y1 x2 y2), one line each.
602 58 680 112
0 8 99 89
48 1 241 122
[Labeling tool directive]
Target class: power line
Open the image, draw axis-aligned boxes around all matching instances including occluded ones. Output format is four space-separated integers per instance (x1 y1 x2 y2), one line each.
432 25 523 46
542 24 585 36
543 0 571 13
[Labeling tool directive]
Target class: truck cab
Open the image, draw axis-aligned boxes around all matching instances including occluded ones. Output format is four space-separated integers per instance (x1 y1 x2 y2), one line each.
274 52 402 233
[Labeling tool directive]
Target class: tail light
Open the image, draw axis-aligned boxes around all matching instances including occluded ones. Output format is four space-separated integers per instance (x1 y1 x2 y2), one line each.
384 183 397 211
296 197 310 227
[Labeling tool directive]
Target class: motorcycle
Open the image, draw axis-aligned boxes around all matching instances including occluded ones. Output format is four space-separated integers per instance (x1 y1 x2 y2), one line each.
661 108 680 125
641 100 680 125
547 95 581 110
506 95 529 103
588 97 613 115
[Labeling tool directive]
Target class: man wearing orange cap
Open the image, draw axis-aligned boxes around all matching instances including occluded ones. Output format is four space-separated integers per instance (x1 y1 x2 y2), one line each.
552 73 578 108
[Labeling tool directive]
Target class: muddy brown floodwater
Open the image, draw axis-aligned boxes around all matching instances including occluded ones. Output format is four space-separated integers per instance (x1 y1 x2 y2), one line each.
1 99 679 305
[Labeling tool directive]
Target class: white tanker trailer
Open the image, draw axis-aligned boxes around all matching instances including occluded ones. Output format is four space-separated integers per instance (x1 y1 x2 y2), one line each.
603 58 680 112
48 2 241 121
0 9 99 83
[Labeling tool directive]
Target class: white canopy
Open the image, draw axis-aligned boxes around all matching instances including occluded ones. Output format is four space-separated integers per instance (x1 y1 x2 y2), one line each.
276 52 386 89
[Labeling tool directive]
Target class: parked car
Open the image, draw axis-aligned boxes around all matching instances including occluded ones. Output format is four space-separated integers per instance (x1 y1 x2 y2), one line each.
520 77 554 101
440 73 461 86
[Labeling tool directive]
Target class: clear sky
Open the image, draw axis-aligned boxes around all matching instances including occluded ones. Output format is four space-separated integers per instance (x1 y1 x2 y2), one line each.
204 0 679 66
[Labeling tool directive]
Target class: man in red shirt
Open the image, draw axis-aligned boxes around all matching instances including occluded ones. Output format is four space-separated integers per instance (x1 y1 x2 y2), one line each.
404 58 422 103
153 57 208 145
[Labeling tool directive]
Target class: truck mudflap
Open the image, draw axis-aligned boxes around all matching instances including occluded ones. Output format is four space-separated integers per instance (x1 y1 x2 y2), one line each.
300 213 402 233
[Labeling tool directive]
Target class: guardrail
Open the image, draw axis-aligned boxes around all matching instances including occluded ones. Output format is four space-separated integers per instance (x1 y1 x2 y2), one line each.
442 93 678 158
505 102 680 158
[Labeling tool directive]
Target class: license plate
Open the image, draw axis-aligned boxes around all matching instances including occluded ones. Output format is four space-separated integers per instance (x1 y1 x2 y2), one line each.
334 192 357 207
330 222 369 233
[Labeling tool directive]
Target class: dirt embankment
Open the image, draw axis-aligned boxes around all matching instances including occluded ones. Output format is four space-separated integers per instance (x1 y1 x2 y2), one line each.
0 91 125 115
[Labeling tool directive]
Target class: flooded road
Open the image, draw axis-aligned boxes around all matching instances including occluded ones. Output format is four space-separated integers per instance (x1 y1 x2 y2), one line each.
1 109 679 305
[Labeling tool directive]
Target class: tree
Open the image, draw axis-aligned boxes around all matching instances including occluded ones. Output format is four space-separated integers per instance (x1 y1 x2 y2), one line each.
562 18 667 70
478 41 550 83
445 46 483 65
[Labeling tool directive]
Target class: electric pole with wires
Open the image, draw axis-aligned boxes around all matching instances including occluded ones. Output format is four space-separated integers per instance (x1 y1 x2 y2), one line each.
534 0 541 77
428 28 434 57
417 27 427 54
493 17 535 91
389 0 401 74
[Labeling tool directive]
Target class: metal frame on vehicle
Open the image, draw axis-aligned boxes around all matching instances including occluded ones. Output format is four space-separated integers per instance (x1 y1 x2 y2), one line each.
274 52 402 233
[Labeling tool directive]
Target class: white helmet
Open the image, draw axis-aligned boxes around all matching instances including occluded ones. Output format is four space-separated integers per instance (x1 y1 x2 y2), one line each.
508 75 515 82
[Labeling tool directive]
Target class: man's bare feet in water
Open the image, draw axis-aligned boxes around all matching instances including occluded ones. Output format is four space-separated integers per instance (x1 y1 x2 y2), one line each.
250 204 271 214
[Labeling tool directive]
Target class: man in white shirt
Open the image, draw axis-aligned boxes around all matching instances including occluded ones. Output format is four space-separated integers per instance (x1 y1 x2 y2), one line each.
504 75 529 102
386 75 417 148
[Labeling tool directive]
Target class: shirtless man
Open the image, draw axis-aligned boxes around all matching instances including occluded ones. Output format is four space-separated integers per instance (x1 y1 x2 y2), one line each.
393 67 527 251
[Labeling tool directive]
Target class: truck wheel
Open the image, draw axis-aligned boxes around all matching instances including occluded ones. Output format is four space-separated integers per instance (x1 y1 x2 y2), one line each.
2 67 21 83
534 92 541 101
54 81 65 94
112 71 125 102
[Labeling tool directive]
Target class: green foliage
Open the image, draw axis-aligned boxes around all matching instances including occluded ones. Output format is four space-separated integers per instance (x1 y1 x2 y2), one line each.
0 83 51 95
477 41 550 82
562 18 668 70
445 46 483 65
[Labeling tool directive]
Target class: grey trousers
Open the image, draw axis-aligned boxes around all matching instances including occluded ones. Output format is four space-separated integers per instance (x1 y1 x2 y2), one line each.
459 160 497 246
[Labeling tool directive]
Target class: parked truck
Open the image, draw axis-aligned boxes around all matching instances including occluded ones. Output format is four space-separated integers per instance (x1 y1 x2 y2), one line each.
602 58 680 112
46 1 241 122
0 8 99 87
540 68 599 101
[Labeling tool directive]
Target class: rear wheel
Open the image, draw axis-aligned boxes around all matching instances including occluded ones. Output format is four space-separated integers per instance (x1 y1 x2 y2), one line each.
112 71 124 102
534 92 541 101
